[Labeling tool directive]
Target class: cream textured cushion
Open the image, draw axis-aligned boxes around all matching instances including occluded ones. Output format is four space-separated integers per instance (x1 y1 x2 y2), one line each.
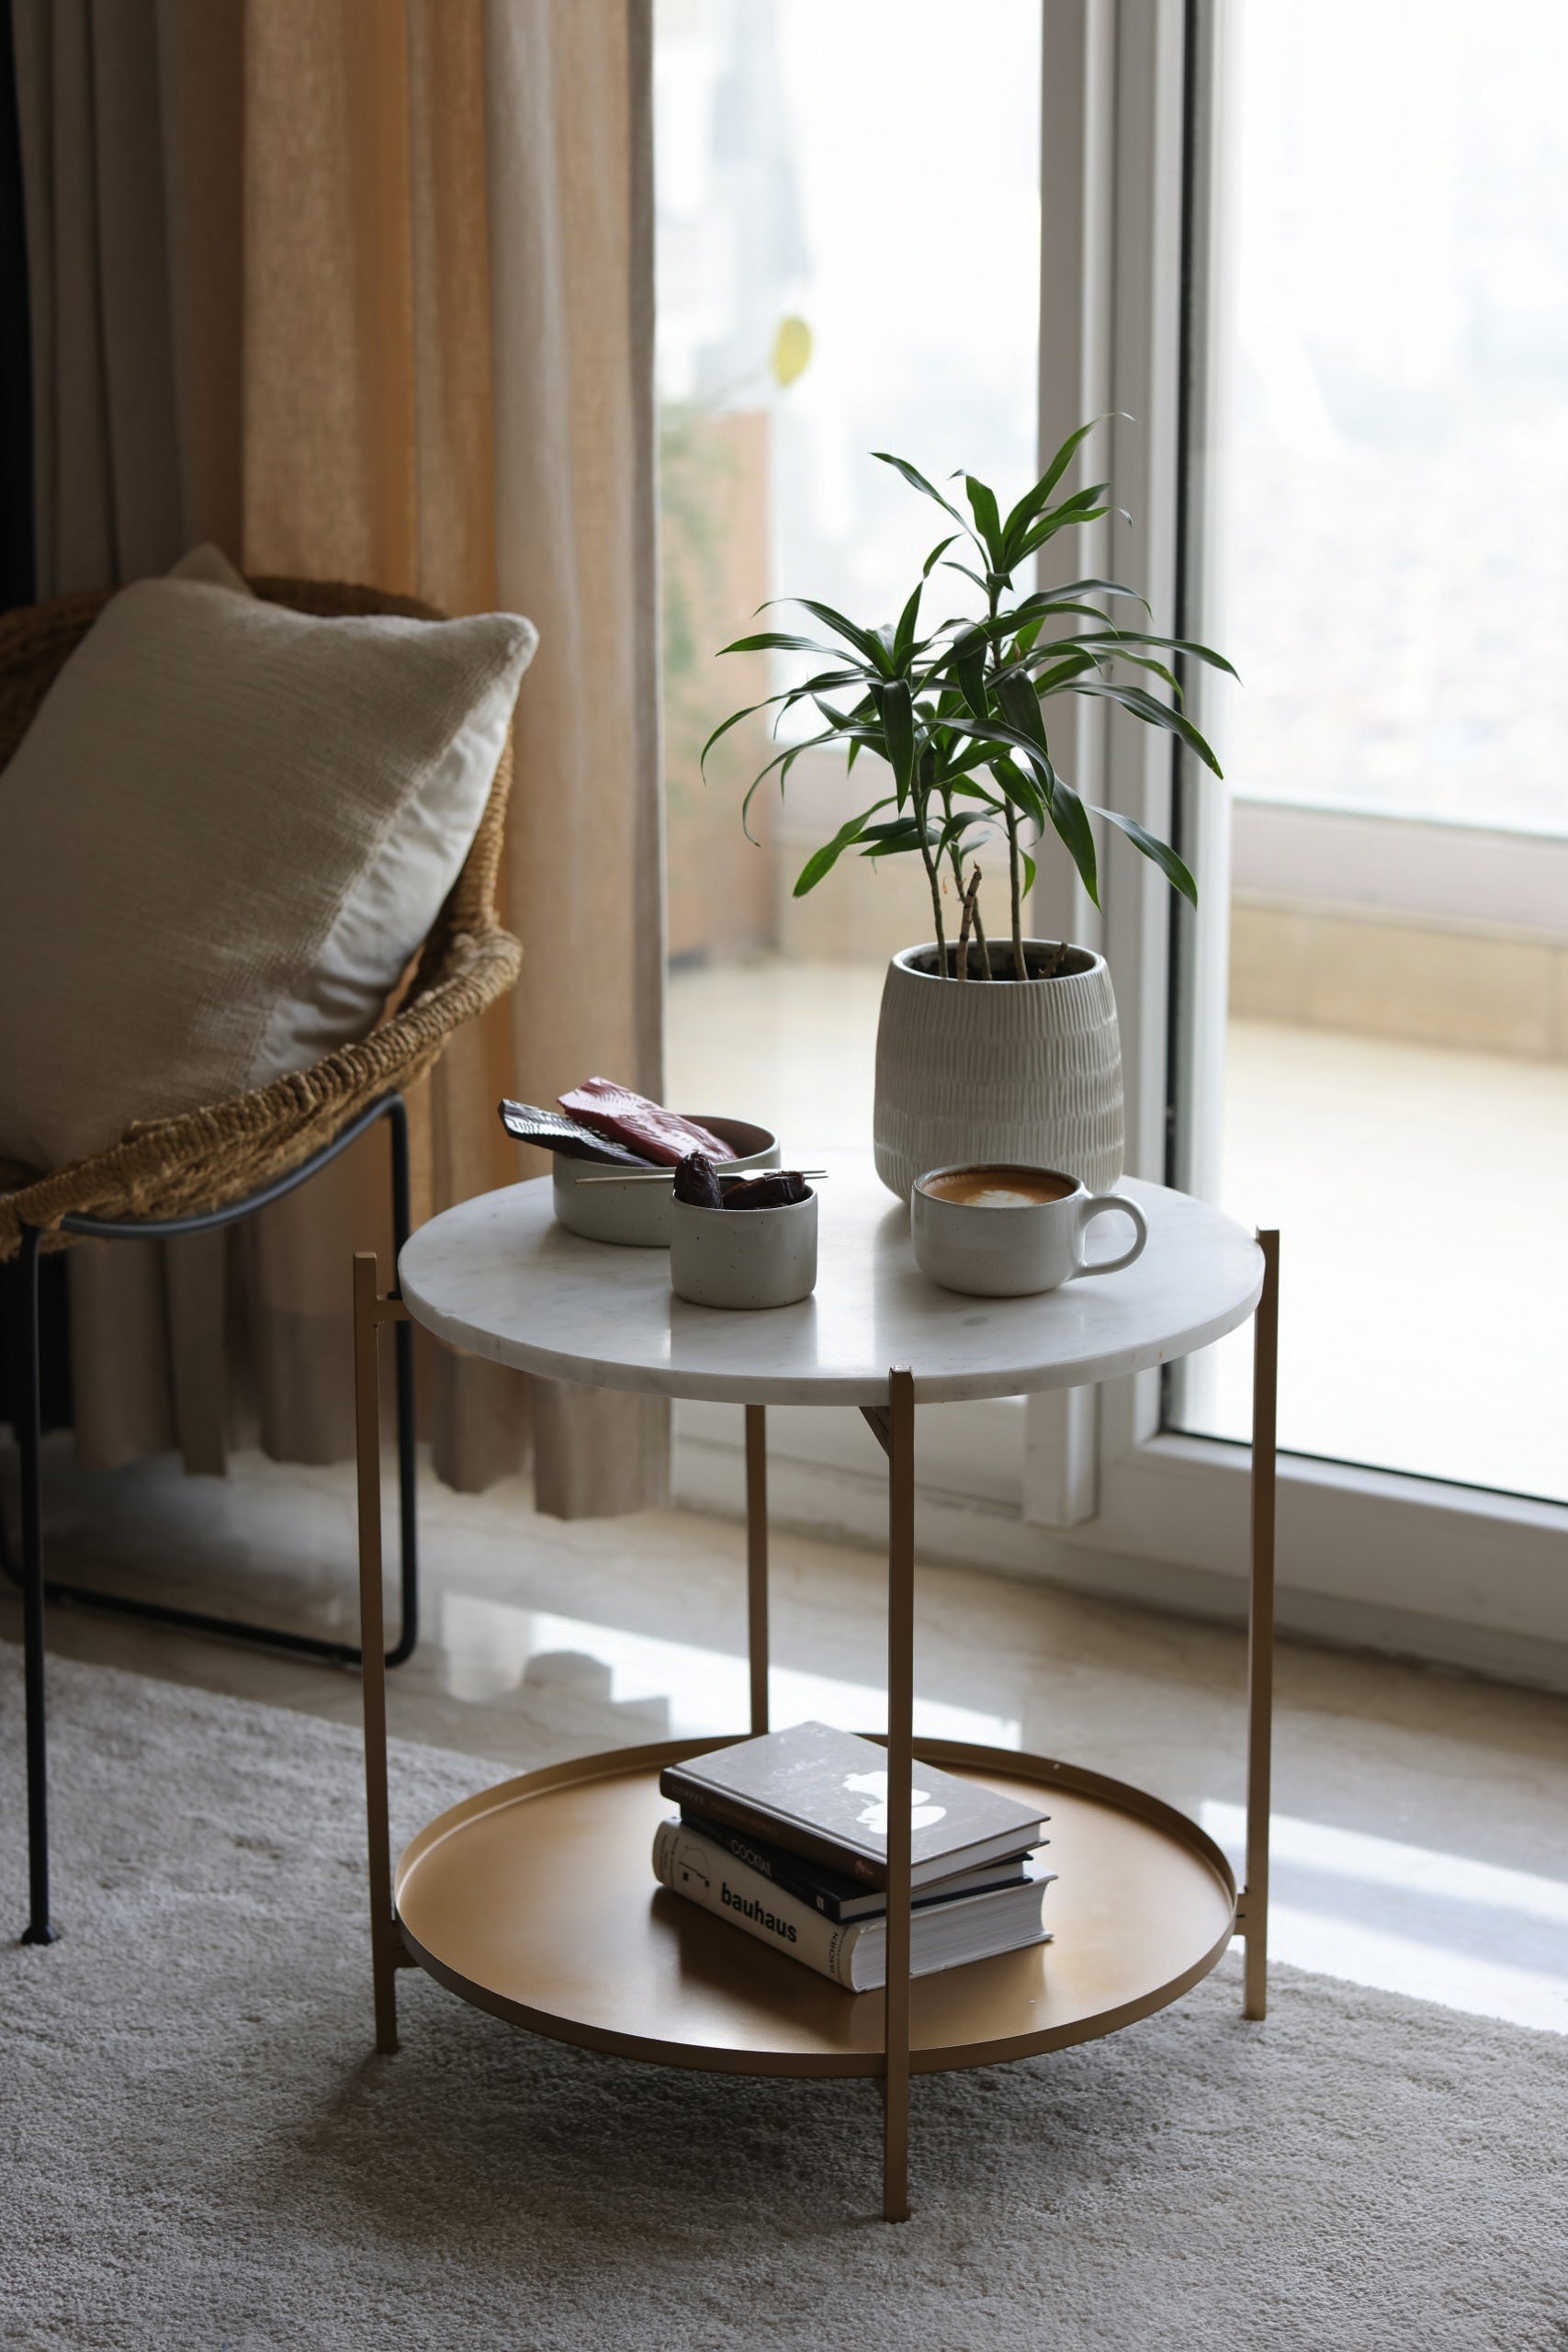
0 558 536 1170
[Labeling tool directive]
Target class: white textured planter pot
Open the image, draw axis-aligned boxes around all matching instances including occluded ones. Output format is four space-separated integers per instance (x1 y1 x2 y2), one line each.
873 941 1124 1201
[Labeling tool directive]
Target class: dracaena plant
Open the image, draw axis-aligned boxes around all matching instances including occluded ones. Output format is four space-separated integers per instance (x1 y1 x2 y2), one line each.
702 420 1235 980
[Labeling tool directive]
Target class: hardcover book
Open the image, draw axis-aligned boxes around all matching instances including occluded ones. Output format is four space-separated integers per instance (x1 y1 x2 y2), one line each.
659 1722 1047 1890
680 1807 1036 1922
652 1818 1055 1993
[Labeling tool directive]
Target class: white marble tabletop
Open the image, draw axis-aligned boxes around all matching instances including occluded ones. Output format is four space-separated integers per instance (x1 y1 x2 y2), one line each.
398 1151 1262 1408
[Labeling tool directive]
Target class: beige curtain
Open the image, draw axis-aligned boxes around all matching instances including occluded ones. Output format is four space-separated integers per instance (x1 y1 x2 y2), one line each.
11 0 668 1515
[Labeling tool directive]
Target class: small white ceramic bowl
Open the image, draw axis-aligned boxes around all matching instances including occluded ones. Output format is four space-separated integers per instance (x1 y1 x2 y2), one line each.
670 1187 818 1309
552 1116 779 1248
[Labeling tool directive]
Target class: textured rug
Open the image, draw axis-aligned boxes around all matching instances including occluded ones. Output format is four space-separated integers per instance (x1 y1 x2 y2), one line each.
2 1648 1565 2352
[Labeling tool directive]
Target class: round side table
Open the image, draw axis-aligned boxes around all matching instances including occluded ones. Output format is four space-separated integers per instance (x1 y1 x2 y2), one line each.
353 1150 1277 2222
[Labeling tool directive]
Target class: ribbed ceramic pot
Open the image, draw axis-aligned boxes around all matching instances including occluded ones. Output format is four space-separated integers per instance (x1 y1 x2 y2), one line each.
873 941 1124 1202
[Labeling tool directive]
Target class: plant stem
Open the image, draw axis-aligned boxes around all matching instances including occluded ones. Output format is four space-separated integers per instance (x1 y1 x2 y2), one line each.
917 797 946 971
1005 807 1025 978
984 573 1029 981
972 901 993 978
941 794 970 980
956 863 982 981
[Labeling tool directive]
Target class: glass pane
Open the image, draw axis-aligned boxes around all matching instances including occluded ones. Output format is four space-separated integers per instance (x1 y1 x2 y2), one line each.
655 0 1042 1146
1174 0 1568 1501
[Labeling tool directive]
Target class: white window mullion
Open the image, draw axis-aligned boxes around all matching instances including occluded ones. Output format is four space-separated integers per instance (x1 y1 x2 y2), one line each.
1054 0 1568 1689
1027 0 1188 1522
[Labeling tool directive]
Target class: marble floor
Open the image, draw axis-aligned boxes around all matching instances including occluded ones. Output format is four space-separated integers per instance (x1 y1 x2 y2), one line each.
5 1440 1565 2035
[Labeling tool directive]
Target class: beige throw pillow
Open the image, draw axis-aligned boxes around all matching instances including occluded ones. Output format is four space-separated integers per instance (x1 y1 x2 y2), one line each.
0 560 536 1170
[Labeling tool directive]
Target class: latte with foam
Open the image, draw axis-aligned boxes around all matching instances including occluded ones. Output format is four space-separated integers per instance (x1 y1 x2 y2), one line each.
919 1165 1077 1210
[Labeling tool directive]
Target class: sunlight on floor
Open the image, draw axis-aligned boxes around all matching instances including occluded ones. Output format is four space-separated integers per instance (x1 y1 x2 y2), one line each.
439 1595 1020 1748
1201 1804 1568 2033
11 1441 1567 2038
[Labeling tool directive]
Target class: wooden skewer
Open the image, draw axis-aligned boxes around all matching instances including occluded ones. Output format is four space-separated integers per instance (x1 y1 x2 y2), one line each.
573 1167 829 1186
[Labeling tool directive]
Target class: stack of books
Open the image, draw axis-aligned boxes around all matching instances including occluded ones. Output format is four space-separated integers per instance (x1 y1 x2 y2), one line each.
651 1721 1054 1993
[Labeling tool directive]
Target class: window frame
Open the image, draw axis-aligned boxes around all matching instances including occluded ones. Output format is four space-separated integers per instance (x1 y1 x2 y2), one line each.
670 0 1568 1690
1025 0 1568 1688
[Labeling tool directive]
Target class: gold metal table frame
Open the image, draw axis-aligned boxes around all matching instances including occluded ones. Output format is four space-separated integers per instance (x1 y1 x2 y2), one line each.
351 1230 1280 2225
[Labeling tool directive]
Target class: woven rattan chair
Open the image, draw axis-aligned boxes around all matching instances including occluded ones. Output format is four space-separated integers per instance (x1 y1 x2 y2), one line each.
0 578 524 1941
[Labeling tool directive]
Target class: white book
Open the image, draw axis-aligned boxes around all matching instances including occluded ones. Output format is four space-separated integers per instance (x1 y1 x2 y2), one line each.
652 1817 1054 1993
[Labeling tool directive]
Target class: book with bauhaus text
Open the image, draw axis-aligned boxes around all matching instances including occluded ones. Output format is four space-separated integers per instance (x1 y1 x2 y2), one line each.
651 1817 1054 1992
681 1805 1036 1922
658 1722 1048 1890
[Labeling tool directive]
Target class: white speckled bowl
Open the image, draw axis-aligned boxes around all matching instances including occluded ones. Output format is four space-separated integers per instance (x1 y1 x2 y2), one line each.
669 1186 818 1309
552 1116 779 1248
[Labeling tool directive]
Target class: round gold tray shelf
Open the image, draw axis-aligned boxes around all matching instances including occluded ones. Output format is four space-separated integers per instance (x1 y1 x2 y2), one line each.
394 1736 1237 2080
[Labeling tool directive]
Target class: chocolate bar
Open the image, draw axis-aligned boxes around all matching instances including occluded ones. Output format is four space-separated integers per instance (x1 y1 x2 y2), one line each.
497 1101 651 1166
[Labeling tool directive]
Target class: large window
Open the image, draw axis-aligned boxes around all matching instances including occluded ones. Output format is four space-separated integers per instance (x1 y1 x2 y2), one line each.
1172 0 1568 1505
656 0 1042 1142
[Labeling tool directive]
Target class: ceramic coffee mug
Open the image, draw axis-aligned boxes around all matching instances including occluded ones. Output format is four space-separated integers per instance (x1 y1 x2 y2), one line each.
911 1162 1147 1298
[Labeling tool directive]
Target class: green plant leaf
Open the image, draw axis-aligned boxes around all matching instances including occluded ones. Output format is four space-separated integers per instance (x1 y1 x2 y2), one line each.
871 450 966 525
718 629 854 662
999 417 1107 554
1077 628 1239 676
1015 497 1111 562
1100 650 1182 695
793 809 880 898
938 708 1058 778
994 669 1052 760
1047 576 1150 608
1096 807 1198 904
878 676 917 805
1044 770 1100 909
893 578 925 665
790 597 897 675
739 727 840 841
699 698 772 775
986 757 1048 831
963 474 1004 567
1030 650 1104 695
1072 681 1224 775
952 636 989 721
933 808 997 860
921 532 960 579
935 597 1118 650
701 678 863 774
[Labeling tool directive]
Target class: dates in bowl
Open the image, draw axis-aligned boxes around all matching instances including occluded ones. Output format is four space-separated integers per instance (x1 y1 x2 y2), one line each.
669 1152 818 1310
671 1155 811 1215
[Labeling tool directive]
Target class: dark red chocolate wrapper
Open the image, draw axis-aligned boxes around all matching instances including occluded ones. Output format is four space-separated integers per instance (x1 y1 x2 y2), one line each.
559 1078 737 1168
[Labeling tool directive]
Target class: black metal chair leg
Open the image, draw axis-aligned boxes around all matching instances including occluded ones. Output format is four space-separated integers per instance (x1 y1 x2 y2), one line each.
2 1091 428 1939
17 1226 57 1943
0 1091 420 1666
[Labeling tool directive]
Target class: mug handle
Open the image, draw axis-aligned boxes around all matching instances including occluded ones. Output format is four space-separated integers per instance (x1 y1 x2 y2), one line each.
1074 1192 1148 1279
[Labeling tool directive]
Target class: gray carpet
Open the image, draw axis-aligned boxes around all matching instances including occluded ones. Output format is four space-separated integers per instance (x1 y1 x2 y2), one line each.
3 1648 1565 2352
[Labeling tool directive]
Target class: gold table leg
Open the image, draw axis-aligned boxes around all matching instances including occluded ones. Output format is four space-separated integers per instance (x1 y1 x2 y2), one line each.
883 1366 916 2222
745 1405 770 1736
354 1250 410 2055
1242 1230 1280 2019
